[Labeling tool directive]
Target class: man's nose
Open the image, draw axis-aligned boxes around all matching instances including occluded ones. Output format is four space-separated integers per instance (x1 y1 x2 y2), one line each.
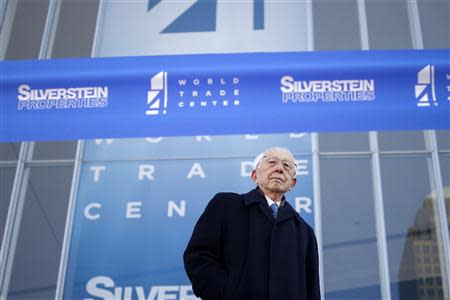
273 161 285 172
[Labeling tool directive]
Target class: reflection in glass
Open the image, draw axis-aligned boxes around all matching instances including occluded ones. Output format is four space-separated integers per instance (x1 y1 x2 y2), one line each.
436 131 450 151
366 0 412 49
313 0 361 50
418 0 450 49
32 141 77 160
318 132 369 152
439 155 450 239
0 143 21 161
378 131 425 151
398 191 448 300
0 167 16 250
7 166 73 300
320 157 381 299
381 156 446 300
5 0 50 60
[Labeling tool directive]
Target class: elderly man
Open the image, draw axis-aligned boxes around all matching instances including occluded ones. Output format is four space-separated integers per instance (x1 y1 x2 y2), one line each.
184 147 320 300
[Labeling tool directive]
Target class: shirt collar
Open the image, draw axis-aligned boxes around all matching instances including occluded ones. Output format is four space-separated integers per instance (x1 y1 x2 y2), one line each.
265 195 279 207
257 187 285 207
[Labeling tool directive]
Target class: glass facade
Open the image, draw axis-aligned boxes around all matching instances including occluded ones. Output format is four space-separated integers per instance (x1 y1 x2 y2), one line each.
0 0 449 299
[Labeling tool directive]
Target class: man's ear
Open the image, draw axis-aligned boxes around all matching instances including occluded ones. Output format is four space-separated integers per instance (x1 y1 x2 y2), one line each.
251 170 258 184
291 178 297 188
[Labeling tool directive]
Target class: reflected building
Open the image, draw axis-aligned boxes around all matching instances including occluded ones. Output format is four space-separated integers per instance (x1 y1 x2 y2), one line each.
399 187 450 300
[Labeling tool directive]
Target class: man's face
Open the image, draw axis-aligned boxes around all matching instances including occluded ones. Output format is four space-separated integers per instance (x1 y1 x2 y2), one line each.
251 149 297 195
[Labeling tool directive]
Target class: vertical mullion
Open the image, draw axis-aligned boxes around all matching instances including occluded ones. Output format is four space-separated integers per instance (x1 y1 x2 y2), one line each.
425 120 450 299
0 0 18 60
409 0 450 297
306 0 314 52
406 0 423 50
357 0 369 50
54 141 85 300
55 1 105 298
311 133 324 300
0 142 30 300
0 1 62 298
369 132 391 300
308 1 323 298
39 0 62 59
0 0 8 30
358 1 391 299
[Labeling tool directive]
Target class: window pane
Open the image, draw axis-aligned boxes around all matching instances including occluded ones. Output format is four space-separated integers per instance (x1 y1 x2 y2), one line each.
313 0 361 50
7 166 73 300
436 131 450 151
51 0 99 58
381 156 446 299
0 143 21 161
0 167 16 250
83 133 312 160
32 141 77 160
318 132 369 152
418 0 450 49
378 131 425 151
320 157 381 299
5 0 49 60
366 0 412 49
439 155 449 240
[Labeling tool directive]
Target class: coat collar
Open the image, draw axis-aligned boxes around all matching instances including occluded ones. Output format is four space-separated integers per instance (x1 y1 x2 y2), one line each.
243 188 301 223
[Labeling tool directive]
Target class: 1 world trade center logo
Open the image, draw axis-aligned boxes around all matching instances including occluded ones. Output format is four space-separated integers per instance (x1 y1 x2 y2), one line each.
415 65 437 107
147 0 265 33
147 71 168 115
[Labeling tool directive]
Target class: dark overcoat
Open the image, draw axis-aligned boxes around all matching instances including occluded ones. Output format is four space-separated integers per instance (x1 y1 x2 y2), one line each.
183 188 321 300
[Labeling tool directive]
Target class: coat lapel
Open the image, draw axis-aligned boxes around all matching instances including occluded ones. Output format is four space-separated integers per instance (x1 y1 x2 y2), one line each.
243 188 274 222
243 188 302 224
277 201 302 224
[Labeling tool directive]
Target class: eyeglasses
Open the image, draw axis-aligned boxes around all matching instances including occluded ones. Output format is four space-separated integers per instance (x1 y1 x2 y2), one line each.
261 156 297 173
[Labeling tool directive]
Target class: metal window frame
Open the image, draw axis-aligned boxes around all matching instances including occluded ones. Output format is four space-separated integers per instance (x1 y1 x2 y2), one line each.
1 2 448 300
54 141 85 300
0 1 63 299
54 1 105 298
408 0 450 298
0 143 30 300
306 1 325 298
0 0 18 61
357 1 392 299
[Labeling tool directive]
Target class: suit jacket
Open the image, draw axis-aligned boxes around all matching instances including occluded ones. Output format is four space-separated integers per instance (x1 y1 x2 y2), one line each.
183 188 321 300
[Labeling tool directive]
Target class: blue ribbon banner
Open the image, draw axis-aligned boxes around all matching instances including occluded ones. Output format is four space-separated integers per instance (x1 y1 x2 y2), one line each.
1 49 449 142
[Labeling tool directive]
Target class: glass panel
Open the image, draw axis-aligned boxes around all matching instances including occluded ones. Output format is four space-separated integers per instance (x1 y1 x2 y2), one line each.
381 155 446 299
83 133 312 161
7 166 73 300
0 167 16 250
0 143 21 161
418 0 450 49
320 157 381 299
436 131 450 151
378 131 425 151
5 0 50 60
366 0 412 49
439 155 449 240
97 1 308 56
32 141 77 160
62 138 315 298
313 0 361 50
51 0 99 58
318 132 369 152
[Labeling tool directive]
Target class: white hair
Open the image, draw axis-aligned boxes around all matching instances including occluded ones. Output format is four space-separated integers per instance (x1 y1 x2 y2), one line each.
252 147 296 171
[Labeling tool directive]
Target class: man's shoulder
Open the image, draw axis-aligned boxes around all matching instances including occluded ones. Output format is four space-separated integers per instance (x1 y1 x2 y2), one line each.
213 191 243 200
203 192 246 215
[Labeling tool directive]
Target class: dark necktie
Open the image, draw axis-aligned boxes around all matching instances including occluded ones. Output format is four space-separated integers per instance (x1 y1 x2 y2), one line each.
270 203 278 219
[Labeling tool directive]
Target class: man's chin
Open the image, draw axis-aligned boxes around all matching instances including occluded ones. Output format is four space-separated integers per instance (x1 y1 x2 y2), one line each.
267 185 288 193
